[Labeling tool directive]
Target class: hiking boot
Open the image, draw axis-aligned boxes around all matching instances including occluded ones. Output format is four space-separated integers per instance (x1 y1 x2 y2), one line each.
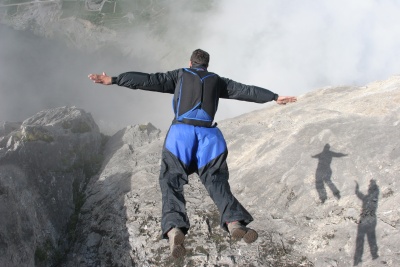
227 221 258 244
167 228 186 258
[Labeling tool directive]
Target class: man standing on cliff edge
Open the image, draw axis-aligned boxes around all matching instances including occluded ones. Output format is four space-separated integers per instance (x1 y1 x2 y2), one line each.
89 49 297 258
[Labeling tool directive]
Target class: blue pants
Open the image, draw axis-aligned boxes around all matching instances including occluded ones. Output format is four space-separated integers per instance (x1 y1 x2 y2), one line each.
159 123 253 238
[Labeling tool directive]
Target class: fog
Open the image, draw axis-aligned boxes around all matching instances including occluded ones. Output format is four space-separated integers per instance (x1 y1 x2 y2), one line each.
1 0 399 134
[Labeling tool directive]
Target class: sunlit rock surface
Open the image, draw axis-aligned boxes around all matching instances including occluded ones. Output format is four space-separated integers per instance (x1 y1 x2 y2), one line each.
1 76 399 266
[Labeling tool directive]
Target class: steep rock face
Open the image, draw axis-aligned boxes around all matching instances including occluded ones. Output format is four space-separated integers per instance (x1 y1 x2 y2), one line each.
65 123 164 266
1 76 399 267
66 75 399 267
65 123 309 267
0 106 102 267
221 75 400 266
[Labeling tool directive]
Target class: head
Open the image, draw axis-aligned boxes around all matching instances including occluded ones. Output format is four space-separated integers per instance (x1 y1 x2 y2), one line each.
323 144 330 151
190 49 210 68
368 179 378 193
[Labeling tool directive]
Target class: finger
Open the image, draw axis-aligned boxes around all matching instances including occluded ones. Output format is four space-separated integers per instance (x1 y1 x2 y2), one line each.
89 74 98 80
285 97 296 103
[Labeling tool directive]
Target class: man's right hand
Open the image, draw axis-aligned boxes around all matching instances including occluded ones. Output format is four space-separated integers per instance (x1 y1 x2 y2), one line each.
88 72 112 85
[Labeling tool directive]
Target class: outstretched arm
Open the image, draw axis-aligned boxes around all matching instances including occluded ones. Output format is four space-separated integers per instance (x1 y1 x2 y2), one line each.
88 70 179 94
331 152 348 157
88 72 112 85
311 153 320 159
219 77 297 104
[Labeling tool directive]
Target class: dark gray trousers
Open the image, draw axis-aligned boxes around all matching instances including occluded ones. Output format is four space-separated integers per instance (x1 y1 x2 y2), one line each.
159 149 253 239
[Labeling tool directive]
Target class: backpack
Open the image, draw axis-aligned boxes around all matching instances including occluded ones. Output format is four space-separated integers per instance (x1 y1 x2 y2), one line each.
173 68 220 127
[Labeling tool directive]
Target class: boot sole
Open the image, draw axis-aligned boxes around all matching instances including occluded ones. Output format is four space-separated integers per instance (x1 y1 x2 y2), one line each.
243 229 258 243
231 227 247 239
171 244 186 258
170 230 186 258
171 230 185 245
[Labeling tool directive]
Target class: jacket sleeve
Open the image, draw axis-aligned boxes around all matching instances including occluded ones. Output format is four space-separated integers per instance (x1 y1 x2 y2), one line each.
219 76 278 103
112 69 179 94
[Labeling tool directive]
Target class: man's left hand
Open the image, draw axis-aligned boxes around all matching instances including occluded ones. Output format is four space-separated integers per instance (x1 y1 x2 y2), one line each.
276 96 297 105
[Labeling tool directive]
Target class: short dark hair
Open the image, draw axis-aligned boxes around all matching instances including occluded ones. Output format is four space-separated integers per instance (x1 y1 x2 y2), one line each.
190 49 210 68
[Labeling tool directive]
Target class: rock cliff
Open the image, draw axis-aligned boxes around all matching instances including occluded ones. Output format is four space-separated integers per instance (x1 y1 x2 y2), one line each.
221 76 400 267
1 76 399 267
0 107 103 266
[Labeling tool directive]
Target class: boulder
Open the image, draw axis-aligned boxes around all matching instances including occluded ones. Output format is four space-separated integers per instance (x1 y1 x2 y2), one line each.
0 106 102 267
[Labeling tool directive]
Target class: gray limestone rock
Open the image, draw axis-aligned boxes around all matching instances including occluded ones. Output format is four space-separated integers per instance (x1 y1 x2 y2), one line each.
65 122 308 267
220 75 400 267
0 106 102 267
65 75 399 266
1 75 399 266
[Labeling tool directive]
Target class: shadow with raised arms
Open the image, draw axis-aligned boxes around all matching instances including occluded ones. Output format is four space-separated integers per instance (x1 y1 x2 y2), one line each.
353 179 379 266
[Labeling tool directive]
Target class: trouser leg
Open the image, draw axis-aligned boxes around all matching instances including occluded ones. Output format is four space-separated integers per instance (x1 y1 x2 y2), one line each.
198 151 253 232
159 149 190 239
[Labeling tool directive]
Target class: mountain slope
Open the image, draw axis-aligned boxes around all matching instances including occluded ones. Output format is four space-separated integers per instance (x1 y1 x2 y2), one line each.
221 75 400 266
1 76 399 266
66 75 399 266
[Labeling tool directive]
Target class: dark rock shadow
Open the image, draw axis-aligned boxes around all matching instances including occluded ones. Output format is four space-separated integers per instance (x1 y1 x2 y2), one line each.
311 144 347 203
353 179 379 266
64 127 134 266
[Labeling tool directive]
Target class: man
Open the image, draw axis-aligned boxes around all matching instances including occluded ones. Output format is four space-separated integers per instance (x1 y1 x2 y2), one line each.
88 49 297 258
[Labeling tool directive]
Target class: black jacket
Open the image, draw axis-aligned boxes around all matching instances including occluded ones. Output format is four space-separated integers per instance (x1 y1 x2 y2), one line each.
112 67 278 103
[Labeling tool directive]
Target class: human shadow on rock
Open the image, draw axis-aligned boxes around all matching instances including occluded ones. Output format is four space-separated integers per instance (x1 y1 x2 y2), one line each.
311 144 347 203
353 179 379 266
